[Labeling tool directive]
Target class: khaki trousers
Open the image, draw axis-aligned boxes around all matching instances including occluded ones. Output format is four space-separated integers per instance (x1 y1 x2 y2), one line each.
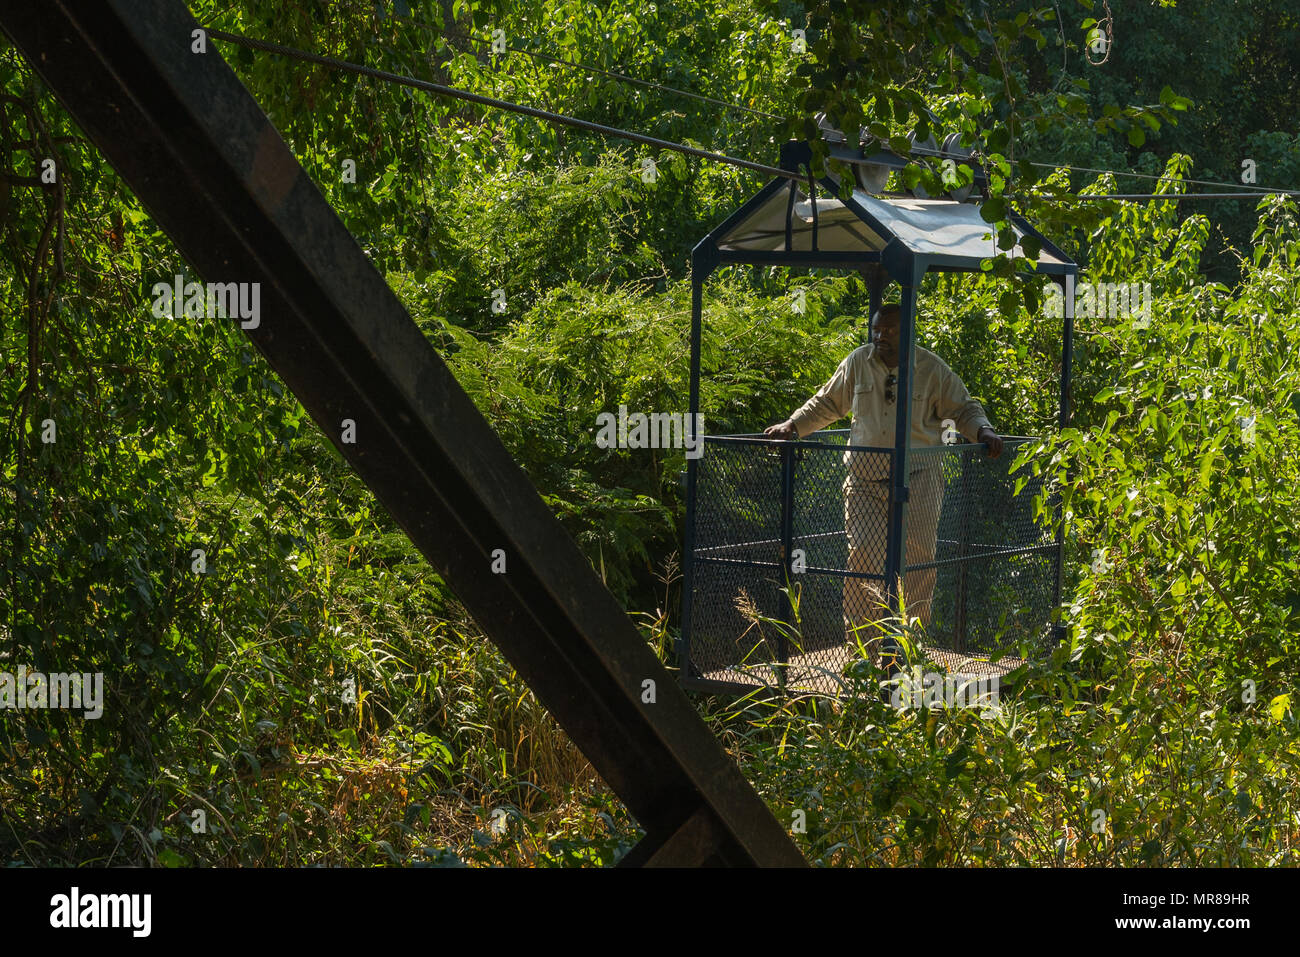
843 467 945 647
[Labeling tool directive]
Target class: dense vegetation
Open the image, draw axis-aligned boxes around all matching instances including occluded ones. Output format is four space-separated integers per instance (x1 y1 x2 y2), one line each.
2 0 1297 866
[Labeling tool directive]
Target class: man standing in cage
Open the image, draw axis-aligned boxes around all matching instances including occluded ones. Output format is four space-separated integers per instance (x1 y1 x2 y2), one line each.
764 303 1003 662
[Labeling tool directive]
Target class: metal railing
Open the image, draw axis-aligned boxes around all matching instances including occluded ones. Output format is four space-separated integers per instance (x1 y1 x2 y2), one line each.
681 431 1061 693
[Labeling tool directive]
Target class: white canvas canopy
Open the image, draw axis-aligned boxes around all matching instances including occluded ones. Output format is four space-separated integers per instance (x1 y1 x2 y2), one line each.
716 185 1070 268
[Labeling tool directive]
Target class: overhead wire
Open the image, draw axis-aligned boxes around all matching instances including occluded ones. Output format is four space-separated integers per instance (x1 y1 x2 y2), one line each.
363 5 1275 193
205 28 804 183
1024 192 1300 202
208 26 1300 204
1013 191 1300 202
357 0 1280 203
358 4 1295 200
903 147 1291 196
1022 161 1281 195
341 1 790 122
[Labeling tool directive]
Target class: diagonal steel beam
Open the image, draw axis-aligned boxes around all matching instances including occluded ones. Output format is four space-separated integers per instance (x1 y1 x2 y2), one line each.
0 0 804 867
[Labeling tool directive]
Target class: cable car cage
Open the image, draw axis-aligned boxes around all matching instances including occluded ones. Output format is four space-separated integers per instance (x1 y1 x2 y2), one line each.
679 140 1078 697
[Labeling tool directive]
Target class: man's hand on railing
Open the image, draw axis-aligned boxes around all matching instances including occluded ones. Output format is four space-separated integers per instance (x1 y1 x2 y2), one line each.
977 426 1004 458
764 420 798 440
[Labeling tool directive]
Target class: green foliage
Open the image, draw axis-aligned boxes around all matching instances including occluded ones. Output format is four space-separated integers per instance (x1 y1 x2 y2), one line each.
2 0 1299 869
720 626 1300 866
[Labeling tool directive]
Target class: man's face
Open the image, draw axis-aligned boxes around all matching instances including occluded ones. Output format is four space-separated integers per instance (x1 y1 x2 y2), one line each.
872 309 900 367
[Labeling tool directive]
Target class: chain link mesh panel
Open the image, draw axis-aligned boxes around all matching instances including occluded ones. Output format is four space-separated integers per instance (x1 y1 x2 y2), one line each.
684 432 1059 693
688 438 786 682
909 441 1059 659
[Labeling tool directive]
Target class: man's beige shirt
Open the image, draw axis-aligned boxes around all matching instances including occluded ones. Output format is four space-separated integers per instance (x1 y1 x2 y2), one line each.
789 343 992 485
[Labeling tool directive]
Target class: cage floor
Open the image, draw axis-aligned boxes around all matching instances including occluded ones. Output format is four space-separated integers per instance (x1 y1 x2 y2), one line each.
701 643 1024 696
